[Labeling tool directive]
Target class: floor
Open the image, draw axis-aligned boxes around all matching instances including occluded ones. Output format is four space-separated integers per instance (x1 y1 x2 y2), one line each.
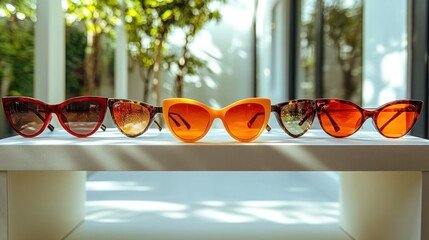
66 171 351 240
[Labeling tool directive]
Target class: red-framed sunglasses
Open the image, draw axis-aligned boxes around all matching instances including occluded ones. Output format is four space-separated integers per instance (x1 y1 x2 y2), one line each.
2 96 107 138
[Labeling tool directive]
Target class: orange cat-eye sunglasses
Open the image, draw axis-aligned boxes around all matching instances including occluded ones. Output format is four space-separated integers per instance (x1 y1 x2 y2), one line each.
162 98 271 142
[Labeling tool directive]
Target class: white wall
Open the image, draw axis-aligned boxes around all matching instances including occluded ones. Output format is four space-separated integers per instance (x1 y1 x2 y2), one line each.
362 0 407 107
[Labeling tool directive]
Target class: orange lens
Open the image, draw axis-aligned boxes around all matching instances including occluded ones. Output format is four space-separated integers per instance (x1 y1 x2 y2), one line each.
281 101 314 136
376 103 417 138
319 101 363 137
111 102 150 137
167 103 210 141
224 103 265 141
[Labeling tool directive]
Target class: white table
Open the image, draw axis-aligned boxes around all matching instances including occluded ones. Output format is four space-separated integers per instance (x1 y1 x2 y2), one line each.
0 128 428 240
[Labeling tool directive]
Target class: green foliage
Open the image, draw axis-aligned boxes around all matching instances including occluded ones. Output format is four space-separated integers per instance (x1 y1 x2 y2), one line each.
324 0 362 100
66 26 87 98
65 0 121 37
124 0 225 99
0 0 36 97
0 0 225 100
302 0 362 100
325 1 362 62
65 0 121 95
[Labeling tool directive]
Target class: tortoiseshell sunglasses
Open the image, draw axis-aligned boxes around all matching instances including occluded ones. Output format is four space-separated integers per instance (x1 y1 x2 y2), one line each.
271 99 316 138
108 99 162 137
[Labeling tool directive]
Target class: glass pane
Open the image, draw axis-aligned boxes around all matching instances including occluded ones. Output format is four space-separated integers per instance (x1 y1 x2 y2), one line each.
0 1 36 97
64 1 116 98
296 0 317 99
323 0 363 103
0 1 37 138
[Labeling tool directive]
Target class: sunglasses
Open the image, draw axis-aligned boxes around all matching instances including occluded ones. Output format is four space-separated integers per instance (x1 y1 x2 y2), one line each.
273 99 423 138
316 99 423 138
271 99 316 138
2 96 107 138
162 98 271 142
108 99 162 137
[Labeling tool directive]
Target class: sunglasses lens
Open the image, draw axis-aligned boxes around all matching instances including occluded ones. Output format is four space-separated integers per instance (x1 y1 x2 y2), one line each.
376 103 417 138
281 101 314 136
5 101 46 136
167 103 210 141
319 101 362 137
61 101 102 135
111 102 150 137
225 103 265 140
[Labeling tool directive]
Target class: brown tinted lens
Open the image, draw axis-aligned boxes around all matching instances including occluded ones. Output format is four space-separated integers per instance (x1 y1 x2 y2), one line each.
112 102 150 136
224 103 265 140
376 103 417 138
281 101 314 136
167 103 210 141
319 101 362 137
61 101 101 135
6 101 46 135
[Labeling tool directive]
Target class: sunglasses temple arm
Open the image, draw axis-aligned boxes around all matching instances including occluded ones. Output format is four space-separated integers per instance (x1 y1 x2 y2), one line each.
323 110 341 132
168 113 191 130
154 120 162 131
378 108 408 132
298 110 314 126
47 124 55 131
247 112 265 128
29 108 55 132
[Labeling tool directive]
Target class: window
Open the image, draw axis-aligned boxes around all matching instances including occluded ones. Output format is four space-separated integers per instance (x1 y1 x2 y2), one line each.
296 0 363 103
0 1 36 137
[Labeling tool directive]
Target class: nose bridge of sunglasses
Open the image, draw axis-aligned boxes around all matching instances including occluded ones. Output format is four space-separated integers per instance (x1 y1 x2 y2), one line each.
48 104 61 114
48 104 65 123
212 107 223 119
362 108 376 120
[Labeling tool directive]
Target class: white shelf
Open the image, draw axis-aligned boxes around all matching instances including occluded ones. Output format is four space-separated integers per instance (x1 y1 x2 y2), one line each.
0 128 428 171
1 128 428 239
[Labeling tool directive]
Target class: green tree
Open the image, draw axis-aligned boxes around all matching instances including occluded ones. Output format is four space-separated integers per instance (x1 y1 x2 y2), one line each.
0 0 36 97
125 0 159 103
125 0 224 103
65 26 87 98
324 1 362 101
172 0 223 98
0 0 36 137
302 0 362 101
138 0 182 105
65 0 120 95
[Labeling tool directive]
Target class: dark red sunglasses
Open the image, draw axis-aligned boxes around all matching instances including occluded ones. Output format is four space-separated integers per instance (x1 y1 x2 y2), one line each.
2 96 107 138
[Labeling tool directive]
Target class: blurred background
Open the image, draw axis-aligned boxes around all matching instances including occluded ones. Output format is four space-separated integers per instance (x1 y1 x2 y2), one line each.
0 0 427 139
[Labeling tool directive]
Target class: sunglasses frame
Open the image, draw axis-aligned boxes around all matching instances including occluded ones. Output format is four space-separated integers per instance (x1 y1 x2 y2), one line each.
2 96 107 138
108 99 162 137
315 98 423 138
162 98 271 142
272 99 316 138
